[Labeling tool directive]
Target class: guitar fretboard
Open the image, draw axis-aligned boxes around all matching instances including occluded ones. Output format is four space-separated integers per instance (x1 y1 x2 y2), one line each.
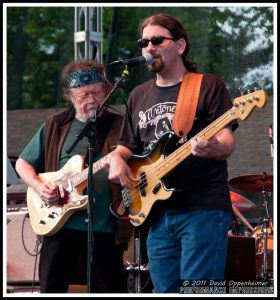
71 151 115 187
156 109 236 178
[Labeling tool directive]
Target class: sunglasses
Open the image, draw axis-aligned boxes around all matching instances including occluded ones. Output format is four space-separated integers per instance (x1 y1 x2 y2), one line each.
137 36 176 48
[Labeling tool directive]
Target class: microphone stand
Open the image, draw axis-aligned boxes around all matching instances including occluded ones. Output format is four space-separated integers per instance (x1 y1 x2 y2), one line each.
269 124 273 158
66 67 129 293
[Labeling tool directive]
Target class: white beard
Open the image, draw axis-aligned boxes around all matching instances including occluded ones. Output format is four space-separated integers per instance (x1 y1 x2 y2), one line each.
74 104 99 122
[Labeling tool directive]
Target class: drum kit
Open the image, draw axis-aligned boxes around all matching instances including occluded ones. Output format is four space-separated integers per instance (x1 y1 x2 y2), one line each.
228 172 274 282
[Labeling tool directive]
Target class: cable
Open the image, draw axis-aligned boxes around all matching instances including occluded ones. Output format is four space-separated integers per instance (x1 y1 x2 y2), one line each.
21 213 42 256
109 198 131 221
21 213 42 293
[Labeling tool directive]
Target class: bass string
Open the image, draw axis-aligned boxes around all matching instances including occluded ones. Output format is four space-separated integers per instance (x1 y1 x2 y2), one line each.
126 110 233 203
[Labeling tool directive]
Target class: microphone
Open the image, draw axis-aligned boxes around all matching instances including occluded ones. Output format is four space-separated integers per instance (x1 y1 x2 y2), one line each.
269 124 273 158
109 52 154 67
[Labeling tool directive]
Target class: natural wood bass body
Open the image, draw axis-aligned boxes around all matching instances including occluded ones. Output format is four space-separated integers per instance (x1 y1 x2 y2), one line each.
122 89 267 226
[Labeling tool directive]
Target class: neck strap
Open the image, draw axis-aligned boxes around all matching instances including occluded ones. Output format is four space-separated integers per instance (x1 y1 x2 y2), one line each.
173 72 204 138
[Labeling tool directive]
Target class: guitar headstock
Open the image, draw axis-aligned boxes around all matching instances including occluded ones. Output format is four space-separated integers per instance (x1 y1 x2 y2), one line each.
231 82 267 121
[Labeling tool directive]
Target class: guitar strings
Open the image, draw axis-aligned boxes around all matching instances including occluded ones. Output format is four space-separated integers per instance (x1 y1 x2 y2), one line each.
125 109 234 205
128 90 263 203
72 151 115 186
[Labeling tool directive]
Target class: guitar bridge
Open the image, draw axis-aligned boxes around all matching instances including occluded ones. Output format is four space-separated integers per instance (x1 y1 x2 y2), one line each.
122 188 132 208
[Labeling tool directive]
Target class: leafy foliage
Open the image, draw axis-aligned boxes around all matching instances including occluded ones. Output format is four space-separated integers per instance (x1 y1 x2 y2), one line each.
6 6 273 109
7 7 74 109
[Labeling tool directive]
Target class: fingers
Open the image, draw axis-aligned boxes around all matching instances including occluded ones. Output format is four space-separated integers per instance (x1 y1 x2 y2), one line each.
191 137 213 157
110 173 138 189
123 171 138 189
109 166 138 188
40 183 60 205
100 156 111 171
108 150 138 188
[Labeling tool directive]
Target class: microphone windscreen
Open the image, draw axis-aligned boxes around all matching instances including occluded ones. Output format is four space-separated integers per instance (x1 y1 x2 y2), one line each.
144 52 154 65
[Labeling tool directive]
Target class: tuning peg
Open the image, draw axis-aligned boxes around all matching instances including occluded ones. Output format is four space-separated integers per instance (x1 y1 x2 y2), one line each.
258 80 266 89
251 81 260 91
238 86 246 96
243 83 251 94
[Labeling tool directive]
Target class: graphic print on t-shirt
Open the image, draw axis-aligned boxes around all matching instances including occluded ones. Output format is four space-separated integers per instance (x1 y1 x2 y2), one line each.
138 101 176 151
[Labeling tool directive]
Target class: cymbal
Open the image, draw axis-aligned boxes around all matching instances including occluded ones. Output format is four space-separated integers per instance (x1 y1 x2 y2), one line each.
230 191 257 212
229 174 273 192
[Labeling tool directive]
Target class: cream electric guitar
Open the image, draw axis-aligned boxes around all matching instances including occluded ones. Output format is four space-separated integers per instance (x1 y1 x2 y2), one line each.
122 89 267 226
27 151 114 236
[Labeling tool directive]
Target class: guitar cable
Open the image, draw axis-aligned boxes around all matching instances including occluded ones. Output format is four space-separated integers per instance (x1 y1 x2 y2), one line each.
21 213 42 256
109 198 131 221
21 213 42 293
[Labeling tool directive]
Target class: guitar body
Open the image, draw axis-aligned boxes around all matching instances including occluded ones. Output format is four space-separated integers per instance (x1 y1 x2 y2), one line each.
123 131 177 226
27 155 88 236
122 89 267 226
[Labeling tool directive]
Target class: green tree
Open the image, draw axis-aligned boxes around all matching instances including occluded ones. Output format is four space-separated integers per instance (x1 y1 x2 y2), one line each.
7 7 74 109
6 6 273 109
104 6 273 102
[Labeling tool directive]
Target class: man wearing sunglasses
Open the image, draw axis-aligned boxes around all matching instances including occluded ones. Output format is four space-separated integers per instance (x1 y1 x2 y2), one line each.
109 13 237 293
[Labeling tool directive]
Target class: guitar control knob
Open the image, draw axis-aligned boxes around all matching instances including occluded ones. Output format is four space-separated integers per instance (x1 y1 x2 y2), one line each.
131 218 140 224
138 212 145 218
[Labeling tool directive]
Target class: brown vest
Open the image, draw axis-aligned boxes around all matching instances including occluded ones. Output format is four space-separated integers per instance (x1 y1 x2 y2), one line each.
44 106 132 243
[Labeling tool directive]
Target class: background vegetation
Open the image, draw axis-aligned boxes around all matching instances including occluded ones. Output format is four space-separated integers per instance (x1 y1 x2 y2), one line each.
6 6 274 109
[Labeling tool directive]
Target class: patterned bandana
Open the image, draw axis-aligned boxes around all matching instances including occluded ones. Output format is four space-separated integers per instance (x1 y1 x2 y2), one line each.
68 68 103 89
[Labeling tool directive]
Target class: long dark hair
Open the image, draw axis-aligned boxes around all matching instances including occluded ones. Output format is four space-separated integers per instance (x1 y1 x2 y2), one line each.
139 13 197 72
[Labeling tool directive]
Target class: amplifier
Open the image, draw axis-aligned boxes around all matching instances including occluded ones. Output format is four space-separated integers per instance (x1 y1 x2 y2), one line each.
225 235 256 281
6 209 41 283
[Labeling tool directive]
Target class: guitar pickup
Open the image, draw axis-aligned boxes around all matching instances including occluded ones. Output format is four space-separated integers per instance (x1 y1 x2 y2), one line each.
152 183 161 194
140 189 146 197
58 184 65 197
139 172 147 197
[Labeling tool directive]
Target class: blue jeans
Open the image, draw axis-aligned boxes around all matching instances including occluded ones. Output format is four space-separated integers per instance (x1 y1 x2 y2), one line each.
146 210 232 293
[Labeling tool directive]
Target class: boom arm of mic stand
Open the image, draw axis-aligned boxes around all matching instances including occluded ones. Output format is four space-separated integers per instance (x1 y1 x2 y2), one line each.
95 68 130 118
63 68 130 292
63 67 130 292
66 118 95 154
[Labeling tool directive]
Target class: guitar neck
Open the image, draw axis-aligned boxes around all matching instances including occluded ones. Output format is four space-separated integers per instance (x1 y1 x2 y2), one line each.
71 151 115 187
158 109 235 178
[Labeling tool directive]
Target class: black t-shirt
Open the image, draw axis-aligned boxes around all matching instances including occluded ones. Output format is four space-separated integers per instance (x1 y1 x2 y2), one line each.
119 74 238 212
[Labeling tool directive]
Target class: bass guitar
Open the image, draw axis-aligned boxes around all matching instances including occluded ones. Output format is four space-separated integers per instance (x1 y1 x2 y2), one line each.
121 89 267 226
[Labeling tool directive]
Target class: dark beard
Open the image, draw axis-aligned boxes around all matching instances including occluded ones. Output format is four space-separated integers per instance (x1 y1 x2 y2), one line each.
147 57 165 73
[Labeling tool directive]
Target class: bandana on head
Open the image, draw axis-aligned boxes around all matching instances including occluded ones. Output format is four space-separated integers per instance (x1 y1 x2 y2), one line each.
68 68 103 89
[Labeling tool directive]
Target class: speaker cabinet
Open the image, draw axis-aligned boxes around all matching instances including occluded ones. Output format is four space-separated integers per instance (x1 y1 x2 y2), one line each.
225 235 256 281
7 212 40 283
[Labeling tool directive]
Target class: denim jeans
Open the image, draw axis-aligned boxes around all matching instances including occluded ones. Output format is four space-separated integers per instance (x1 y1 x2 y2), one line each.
146 210 232 293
